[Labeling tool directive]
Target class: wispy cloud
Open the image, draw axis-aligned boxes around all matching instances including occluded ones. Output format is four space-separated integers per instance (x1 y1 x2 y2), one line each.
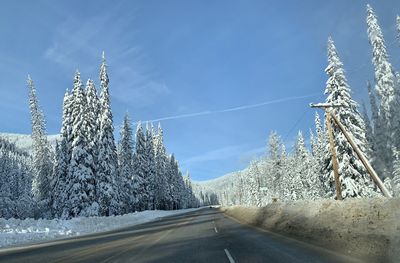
110 66 170 107
44 14 111 69
182 144 266 166
141 93 320 123
181 144 248 165
43 6 168 107
237 146 265 164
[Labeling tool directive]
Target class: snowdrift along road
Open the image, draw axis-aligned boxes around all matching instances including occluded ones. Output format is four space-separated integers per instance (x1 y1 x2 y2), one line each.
221 197 400 263
0 208 200 249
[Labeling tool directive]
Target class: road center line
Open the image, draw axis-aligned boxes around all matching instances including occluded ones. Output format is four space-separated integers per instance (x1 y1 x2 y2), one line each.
224 248 235 263
213 221 219 233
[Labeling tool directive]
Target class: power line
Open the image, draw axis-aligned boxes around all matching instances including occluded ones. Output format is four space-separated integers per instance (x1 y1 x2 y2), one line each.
282 94 325 142
135 93 321 124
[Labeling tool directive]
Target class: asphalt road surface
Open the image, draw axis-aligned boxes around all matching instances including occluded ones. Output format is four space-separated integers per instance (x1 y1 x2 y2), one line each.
0 208 361 263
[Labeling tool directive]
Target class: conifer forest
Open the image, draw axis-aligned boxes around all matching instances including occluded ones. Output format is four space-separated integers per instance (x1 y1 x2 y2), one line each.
0 4 399 220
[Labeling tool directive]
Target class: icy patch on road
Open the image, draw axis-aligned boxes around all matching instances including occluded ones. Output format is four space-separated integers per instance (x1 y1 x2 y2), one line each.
0 208 200 249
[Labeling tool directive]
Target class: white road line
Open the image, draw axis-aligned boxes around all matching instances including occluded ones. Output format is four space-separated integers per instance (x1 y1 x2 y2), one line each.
213 221 218 233
224 248 235 263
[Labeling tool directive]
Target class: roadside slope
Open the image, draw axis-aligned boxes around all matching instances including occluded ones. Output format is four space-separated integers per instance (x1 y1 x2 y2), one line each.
221 198 400 263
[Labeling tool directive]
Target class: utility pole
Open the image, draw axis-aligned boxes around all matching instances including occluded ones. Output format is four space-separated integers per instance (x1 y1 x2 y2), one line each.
311 103 342 200
326 111 342 200
329 111 392 198
310 103 392 198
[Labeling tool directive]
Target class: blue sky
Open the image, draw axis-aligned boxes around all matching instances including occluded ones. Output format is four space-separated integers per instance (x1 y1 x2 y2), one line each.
0 0 399 181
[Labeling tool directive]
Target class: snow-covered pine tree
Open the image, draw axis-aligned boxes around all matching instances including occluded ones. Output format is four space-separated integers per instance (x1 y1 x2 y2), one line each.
266 131 285 199
63 72 99 218
52 138 68 218
310 112 328 194
175 160 187 209
27 76 53 216
145 123 157 209
51 89 73 218
133 122 147 211
310 129 316 155
118 113 135 213
392 149 400 197
283 131 306 201
361 101 374 159
183 172 198 208
246 161 262 206
323 37 377 198
153 123 171 210
366 82 385 175
275 144 292 201
166 154 179 209
61 89 73 155
294 131 323 200
366 4 399 177
182 173 191 208
0 137 33 219
85 78 101 208
85 79 100 163
97 53 121 216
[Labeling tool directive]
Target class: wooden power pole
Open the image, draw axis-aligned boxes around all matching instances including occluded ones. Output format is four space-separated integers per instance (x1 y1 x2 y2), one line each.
310 103 392 198
329 111 392 198
326 111 342 200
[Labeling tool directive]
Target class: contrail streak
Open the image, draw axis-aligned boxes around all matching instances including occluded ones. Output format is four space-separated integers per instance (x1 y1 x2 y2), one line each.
138 93 320 124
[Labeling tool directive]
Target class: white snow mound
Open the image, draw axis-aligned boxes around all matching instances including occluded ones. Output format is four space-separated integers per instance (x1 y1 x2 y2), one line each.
0 208 200 249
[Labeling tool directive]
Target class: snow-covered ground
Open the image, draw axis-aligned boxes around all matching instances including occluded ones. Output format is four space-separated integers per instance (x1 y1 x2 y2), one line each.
0 208 200 249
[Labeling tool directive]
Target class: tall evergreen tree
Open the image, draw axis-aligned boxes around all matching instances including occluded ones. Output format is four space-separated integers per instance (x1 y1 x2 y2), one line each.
85 79 100 151
366 81 385 175
133 122 147 210
246 161 262 206
0 138 33 219
84 79 100 208
166 154 186 209
266 131 285 198
118 113 135 213
97 53 120 216
27 76 53 213
153 123 170 209
366 4 398 177
310 112 327 190
293 132 310 199
52 139 68 218
61 89 73 155
64 71 98 218
360 102 374 158
323 37 377 198
392 149 400 197
295 131 323 199
145 123 157 209
51 89 73 218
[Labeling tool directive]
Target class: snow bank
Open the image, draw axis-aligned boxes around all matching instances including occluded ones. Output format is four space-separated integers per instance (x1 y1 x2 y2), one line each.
0 208 200 249
221 198 400 263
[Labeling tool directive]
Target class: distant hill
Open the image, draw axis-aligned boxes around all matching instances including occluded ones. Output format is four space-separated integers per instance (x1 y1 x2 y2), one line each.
193 172 236 189
0 133 60 154
192 171 239 204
